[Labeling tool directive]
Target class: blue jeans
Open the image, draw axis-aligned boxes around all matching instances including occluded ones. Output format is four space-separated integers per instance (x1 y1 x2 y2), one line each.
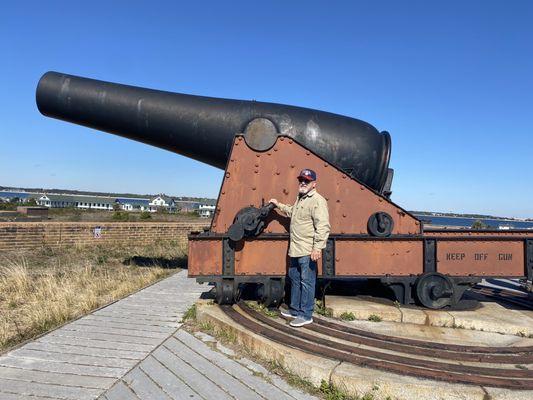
288 256 317 319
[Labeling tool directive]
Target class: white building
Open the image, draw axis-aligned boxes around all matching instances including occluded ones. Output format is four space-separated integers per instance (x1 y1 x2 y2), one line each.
198 204 215 218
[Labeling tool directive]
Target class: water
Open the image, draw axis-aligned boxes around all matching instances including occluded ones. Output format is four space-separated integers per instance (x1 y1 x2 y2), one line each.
414 214 533 229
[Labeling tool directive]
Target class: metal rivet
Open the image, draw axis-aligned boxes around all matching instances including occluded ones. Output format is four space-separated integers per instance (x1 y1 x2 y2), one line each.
255 164 259 167
336 199 340 203
289 140 293 144
268 152 272 156
252 187 256 191
360 186 365 190
254 170 259 173
226 173 230 178
280 137 285 141
276 172 280 175
256 154 260 158
335 258 340 262
342 213 346 218
306 151 310 155
290 164 295 168
378 198 383 202
221 191 225 195
274 148 278 151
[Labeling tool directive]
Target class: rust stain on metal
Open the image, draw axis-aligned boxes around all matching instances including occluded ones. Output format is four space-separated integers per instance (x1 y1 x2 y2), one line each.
335 240 422 276
188 240 221 276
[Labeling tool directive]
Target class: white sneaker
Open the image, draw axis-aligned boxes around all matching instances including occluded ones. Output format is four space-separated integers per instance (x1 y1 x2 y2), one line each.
290 317 313 327
280 309 297 319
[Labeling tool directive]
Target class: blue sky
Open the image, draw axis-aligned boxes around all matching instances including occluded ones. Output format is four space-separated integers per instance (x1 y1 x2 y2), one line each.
1 1 532 217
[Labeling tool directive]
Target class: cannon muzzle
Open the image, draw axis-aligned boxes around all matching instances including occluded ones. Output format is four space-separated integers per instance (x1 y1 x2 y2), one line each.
36 71 391 192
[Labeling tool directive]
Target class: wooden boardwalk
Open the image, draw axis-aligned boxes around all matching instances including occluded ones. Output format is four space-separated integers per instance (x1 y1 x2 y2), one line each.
0 270 314 400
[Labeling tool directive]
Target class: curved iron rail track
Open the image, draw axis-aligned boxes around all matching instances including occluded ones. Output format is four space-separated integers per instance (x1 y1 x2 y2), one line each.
220 302 533 390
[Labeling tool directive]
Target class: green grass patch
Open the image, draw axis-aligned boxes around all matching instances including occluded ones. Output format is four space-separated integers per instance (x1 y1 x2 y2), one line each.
340 312 356 321
367 314 382 322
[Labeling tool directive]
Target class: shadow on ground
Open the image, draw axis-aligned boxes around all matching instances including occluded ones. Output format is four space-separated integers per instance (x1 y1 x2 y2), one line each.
124 255 188 269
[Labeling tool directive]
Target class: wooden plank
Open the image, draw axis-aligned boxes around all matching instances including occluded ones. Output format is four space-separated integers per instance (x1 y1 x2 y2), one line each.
0 377 101 400
139 356 205 400
0 366 114 389
174 331 295 400
10 348 136 369
102 381 139 400
163 339 264 400
75 318 176 334
122 368 172 400
61 324 170 340
38 335 154 352
0 355 127 378
24 341 146 360
47 329 162 346
152 347 231 400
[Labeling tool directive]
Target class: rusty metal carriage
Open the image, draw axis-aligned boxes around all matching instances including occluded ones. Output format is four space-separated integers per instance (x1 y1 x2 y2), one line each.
36 71 533 309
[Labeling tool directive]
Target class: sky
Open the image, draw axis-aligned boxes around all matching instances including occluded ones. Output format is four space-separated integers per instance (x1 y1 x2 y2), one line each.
1 1 532 218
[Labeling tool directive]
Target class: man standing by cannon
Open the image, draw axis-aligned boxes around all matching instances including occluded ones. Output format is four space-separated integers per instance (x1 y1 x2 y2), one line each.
270 169 331 327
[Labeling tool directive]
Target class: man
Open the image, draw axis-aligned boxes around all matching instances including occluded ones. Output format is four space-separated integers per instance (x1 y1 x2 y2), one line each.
269 168 330 327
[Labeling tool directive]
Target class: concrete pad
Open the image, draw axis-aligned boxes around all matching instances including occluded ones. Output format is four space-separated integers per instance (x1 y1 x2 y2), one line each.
325 295 533 336
331 362 487 400
448 302 533 336
400 307 428 324
317 315 533 348
326 295 402 322
483 387 533 400
196 302 339 386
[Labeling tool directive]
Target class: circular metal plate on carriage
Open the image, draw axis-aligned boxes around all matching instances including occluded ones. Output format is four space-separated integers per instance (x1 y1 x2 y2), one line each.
244 118 278 151
367 212 394 237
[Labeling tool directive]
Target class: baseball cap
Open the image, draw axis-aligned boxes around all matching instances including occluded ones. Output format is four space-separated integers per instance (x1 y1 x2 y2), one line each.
297 169 317 182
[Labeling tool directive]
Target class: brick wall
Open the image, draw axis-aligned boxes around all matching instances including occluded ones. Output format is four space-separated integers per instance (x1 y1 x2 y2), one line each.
0 221 210 251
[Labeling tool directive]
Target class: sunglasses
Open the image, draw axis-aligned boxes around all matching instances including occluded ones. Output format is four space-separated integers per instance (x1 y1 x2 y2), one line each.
298 179 311 185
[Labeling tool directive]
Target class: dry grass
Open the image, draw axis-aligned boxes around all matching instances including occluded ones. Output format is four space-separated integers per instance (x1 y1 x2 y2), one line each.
0 240 187 352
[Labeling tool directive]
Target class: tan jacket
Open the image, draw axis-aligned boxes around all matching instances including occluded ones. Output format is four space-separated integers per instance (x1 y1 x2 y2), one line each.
277 189 331 257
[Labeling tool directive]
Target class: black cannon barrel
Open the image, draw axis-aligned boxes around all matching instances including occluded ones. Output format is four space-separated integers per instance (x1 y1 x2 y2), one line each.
36 71 391 192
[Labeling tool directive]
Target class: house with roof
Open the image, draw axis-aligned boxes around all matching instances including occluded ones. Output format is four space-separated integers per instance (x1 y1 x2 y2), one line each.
149 194 177 212
38 194 115 210
115 197 154 212
198 204 216 218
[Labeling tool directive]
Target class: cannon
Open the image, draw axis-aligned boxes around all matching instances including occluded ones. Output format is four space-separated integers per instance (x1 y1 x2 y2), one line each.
36 72 533 309
37 71 391 193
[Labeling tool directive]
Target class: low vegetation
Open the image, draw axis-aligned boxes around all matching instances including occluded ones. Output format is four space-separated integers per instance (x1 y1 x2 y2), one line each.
0 241 186 352
340 311 356 321
367 314 382 322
